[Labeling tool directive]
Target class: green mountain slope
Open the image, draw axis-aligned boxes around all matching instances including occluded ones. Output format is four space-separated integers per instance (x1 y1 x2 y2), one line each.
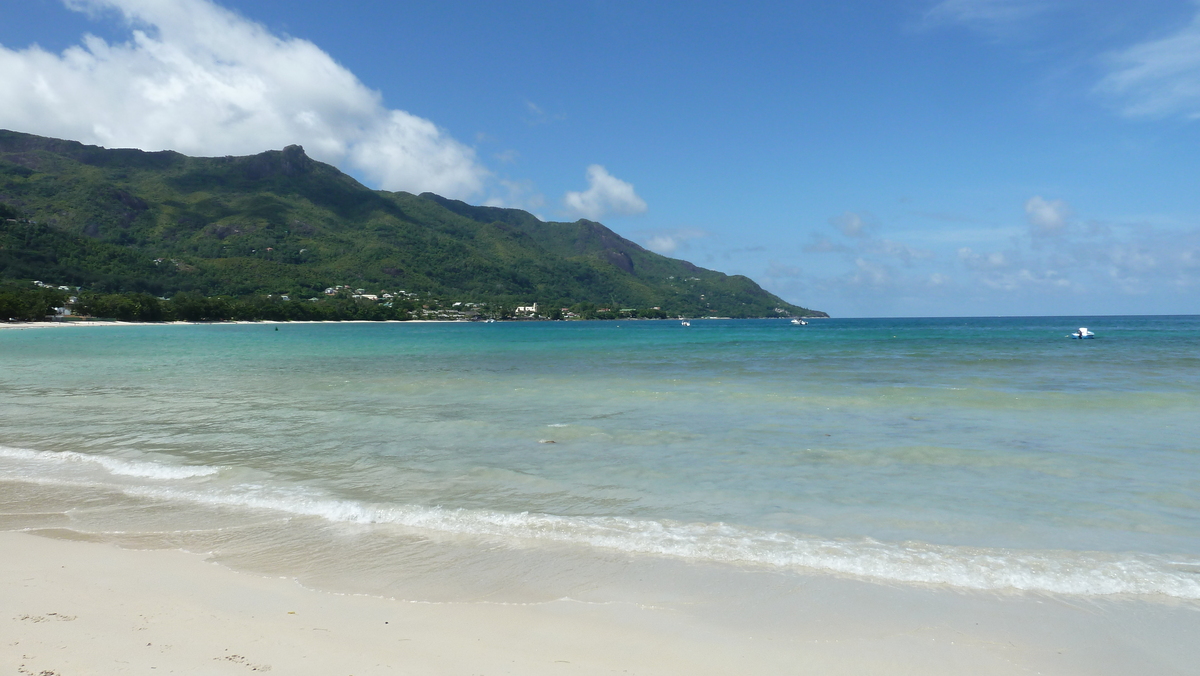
0 130 824 318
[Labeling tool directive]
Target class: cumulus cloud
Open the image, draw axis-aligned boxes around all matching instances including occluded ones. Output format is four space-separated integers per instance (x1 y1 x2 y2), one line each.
796 198 1200 316
793 211 941 312
1024 196 1071 235
809 211 930 264
849 258 893 288
641 228 707 255
0 0 488 197
563 165 647 220
956 212 1200 297
1097 4 1200 119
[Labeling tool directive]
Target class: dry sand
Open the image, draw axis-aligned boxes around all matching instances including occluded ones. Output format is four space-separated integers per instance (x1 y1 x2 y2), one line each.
5 531 1198 675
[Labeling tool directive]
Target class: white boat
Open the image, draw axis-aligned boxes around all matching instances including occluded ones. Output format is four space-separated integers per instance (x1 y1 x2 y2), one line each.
1070 327 1094 339
681 321 691 327
791 318 807 325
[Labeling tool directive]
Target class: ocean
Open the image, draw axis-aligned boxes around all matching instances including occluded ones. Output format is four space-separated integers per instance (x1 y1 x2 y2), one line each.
2 317 1199 610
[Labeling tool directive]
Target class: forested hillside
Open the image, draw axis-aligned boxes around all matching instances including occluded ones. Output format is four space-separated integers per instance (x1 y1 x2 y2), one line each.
0 130 824 320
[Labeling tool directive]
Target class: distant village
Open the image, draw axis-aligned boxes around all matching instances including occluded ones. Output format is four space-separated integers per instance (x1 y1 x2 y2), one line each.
319 285 668 321
21 280 678 322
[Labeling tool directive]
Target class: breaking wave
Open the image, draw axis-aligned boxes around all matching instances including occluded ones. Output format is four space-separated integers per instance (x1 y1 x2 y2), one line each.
4 444 1199 599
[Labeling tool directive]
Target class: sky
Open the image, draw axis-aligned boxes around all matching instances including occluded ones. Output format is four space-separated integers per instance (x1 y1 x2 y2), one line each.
2 0 1200 317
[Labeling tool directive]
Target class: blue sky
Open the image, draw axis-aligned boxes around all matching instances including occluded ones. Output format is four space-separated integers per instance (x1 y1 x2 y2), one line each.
2 0 1200 316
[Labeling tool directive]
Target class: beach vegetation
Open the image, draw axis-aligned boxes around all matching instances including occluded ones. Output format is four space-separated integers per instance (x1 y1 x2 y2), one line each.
0 130 827 322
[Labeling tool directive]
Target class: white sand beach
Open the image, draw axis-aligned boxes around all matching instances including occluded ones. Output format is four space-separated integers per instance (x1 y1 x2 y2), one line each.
4 531 1197 675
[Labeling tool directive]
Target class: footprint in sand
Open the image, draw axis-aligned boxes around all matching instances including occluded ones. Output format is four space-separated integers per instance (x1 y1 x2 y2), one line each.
15 613 76 623
215 654 272 671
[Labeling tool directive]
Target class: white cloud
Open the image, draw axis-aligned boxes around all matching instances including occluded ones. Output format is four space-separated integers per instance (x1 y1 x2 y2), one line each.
803 234 851 254
493 149 520 164
810 212 929 264
1097 5 1200 119
955 215 1200 297
867 239 935 265
922 0 1052 37
955 247 1072 291
641 229 707 255
523 99 565 125
926 0 1049 26
483 179 545 214
958 247 1009 269
848 258 893 288
563 165 647 220
829 211 876 238
0 0 488 197
793 199 1200 316
1024 195 1070 235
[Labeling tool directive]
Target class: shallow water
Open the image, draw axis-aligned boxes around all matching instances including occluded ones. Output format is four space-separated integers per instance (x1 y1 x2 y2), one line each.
2 317 1199 601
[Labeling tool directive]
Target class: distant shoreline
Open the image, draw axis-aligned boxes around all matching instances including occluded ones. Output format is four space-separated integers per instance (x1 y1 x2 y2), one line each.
0 319 462 330
1 316 824 330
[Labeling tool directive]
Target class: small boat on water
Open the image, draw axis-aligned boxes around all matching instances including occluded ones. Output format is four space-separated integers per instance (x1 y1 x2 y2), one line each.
791 318 807 325
681 321 691 327
1070 327 1095 339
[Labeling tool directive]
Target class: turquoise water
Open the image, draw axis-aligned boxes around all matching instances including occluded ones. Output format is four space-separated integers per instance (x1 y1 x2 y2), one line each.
2 317 1199 599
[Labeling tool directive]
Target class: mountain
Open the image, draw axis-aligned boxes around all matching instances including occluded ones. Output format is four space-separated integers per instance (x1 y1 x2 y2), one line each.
0 130 824 318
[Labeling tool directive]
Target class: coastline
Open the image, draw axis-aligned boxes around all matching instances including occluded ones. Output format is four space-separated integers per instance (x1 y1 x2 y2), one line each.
0 316 805 330
0 319 465 330
4 530 1197 675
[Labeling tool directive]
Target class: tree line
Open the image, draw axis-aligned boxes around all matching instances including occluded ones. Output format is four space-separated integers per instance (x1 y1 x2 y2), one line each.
0 285 417 322
1 284 679 323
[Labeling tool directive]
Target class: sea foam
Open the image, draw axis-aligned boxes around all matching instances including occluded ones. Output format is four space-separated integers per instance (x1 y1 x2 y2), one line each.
0 445 221 480
4 443 1199 600
104 478 1200 600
